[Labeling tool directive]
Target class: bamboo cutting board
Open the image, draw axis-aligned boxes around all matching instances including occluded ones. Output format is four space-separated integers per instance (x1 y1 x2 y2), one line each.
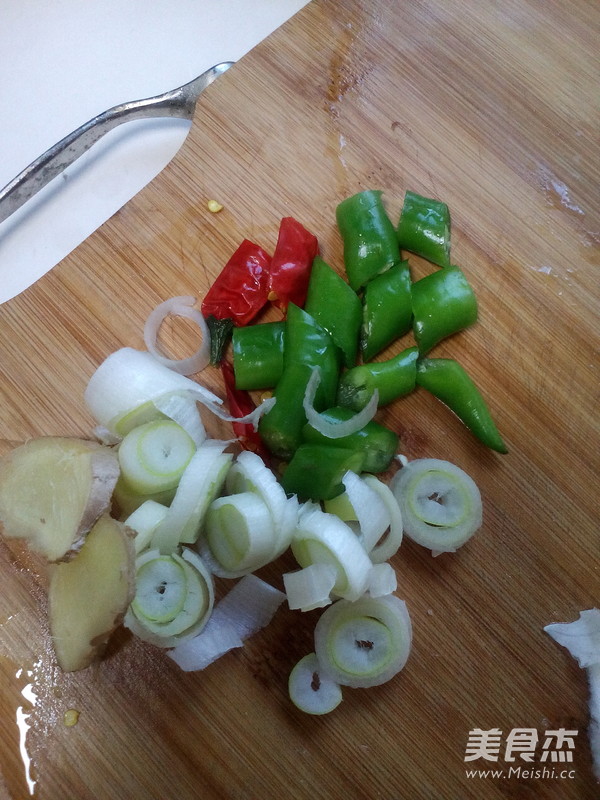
0 1 598 798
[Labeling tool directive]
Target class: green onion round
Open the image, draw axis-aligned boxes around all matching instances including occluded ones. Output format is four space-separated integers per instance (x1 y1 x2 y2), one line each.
390 458 482 553
314 594 412 688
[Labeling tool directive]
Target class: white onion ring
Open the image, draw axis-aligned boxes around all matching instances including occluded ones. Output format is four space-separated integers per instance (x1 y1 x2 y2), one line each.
144 296 210 376
303 368 379 438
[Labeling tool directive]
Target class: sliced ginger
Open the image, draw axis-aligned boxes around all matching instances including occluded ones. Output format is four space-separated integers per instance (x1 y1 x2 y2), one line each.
0 436 119 561
48 514 136 671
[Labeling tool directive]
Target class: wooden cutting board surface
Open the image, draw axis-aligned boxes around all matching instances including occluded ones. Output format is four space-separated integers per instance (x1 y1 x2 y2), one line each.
0 1 598 798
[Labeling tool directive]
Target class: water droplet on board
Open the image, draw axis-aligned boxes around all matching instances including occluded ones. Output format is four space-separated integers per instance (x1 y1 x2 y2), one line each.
536 164 585 216
15 668 39 796
16 705 36 795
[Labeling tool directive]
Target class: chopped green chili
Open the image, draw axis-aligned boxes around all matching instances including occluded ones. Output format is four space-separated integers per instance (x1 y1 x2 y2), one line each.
301 407 399 473
396 190 451 267
232 321 285 390
336 190 400 290
416 357 508 453
280 444 365 502
258 363 314 460
411 266 478 354
337 346 419 411
361 260 412 361
258 305 341 460
284 303 341 409
304 256 362 368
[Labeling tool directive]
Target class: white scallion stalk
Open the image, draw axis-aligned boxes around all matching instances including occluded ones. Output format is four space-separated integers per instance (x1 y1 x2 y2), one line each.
291 506 372 602
325 474 403 564
112 476 176 520
225 450 298 560
323 492 358 521
168 611 244 670
283 564 338 611
201 492 277 577
340 471 389 554
84 348 221 436
361 475 404 563
143 296 210 376
390 458 482 553
117 420 196 495
85 347 275 439
289 653 343 715
303 367 379 438
216 573 286 639
168 575 286 671
123 500 169 554
544 609 600 781
151 440 233 554
125 548 214 647
314 594 412 688
366 562 397 597
151 393 206 446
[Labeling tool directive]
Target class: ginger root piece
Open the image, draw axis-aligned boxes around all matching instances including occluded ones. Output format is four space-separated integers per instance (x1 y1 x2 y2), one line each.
0 437 119 561
48 515 136 671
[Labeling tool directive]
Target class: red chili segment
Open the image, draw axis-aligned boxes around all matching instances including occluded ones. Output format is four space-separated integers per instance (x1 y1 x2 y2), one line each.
267 217 319 311
201 239 272 326
221 360 270 460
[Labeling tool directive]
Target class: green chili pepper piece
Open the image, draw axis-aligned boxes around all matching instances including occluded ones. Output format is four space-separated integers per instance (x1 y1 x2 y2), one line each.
411 266 478 354
284 303 341 410
258 306 341 460
258 363 314 460
416 358 508 453
280 444 366 502
396 190 451 267
361 260 412 361
232 321 285 390
301 407 399 473
205 316 234 365
304 256 362 368
336 190 400 291
337 346 419 412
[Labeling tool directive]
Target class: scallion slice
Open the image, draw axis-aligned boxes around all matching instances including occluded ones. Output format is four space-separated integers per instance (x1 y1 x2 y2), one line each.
340 470 389 553
303 367 378 439
289 653 343 715
361 475 404 563
125 548 214 647
366 562 397 597
314 594 412 688
84 348 221 437
117 420 196 495
325 473 403 563
123 500 169 554
225 450 298 560
168 575 286 671
143 295 210 376
291 506 372 602
202 492 276 577
85 347 274 440
151 441 233 553
283 564 338 611
390 458 481 553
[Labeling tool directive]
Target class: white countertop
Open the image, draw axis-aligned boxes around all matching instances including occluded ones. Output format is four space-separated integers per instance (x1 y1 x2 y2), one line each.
0 0 308 304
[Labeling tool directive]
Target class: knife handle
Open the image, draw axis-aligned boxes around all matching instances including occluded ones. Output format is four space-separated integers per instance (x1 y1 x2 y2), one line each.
0 62 233 225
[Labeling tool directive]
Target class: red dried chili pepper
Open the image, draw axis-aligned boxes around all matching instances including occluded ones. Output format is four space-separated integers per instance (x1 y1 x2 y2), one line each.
221 360 270 461
267 217 319 311
202 239 272 364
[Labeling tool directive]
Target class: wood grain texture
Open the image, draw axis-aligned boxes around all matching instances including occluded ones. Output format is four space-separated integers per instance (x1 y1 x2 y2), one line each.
0 1 598 798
